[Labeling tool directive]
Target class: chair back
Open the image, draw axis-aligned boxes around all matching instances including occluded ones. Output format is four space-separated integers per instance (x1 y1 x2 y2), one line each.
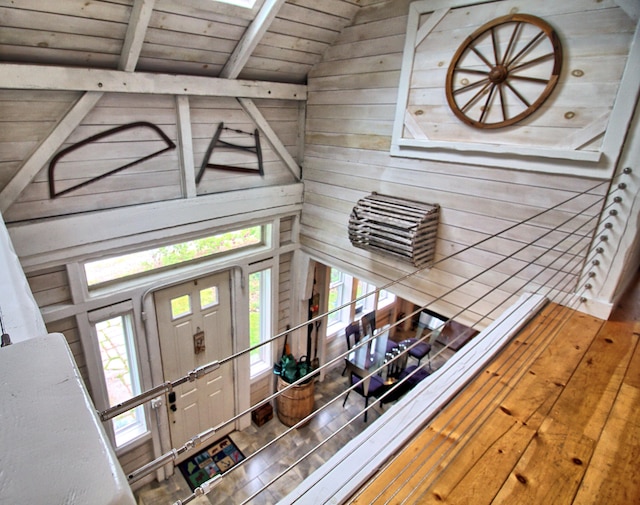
345 321 361 350
362 311 376 337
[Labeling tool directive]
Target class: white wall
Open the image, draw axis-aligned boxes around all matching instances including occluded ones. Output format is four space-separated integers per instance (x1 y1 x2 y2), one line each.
0 212 46 343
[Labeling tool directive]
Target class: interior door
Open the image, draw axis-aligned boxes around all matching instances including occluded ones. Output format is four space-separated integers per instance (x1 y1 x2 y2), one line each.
154 271 234 454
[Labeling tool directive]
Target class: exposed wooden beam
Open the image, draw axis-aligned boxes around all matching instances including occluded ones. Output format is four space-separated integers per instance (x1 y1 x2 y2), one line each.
175 96 197 198
0 64 307 100
8 184 304 267
238 97 301 180
119 0 156 72
220 0 287 79
0 91 103 214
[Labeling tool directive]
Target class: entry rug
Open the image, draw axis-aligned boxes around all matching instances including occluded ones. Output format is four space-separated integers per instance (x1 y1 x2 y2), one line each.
178 435 245 491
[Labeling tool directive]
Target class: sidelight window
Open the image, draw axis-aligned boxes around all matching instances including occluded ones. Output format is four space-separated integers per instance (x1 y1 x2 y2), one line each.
249 268 272 377
92 308 147 448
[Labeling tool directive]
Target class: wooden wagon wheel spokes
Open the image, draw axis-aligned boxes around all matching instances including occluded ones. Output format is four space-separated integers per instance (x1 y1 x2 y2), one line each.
445 13 563 129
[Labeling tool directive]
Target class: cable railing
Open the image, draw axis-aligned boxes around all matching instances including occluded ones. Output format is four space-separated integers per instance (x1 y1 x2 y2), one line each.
112 169 632 504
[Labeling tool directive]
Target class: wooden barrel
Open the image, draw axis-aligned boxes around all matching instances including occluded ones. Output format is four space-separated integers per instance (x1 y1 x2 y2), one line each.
276 376 315 427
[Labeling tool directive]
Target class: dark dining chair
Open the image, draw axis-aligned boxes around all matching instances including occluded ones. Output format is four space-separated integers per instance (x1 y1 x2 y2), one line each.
362 311 376 337
343 372 386 422
342 321 362 375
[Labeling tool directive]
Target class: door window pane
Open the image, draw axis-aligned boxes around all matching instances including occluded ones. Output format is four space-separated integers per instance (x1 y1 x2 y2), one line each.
200 286 219 310
171 294 191 319
96 314 146 447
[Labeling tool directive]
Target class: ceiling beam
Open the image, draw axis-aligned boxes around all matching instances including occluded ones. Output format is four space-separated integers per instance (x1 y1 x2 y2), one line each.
119 0 156 72
220 0 287 79
0 64 307 100
0 92 104 214
238 97 301 180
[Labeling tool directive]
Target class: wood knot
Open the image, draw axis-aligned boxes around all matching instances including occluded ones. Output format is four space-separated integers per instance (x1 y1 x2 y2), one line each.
586 358 594 365
515 473 527 484
500 406 512 416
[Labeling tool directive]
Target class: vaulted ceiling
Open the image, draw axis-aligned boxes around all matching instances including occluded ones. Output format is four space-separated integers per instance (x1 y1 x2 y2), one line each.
0 0 363 83
0 0 367 211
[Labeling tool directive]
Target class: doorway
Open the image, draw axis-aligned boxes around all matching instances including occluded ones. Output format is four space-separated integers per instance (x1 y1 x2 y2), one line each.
154 271 235 456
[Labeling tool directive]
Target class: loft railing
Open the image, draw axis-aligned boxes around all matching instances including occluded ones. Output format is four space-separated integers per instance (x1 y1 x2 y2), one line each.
104 169 633 504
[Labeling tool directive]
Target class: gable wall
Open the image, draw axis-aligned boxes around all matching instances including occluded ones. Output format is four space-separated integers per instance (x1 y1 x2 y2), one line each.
300 0 638 326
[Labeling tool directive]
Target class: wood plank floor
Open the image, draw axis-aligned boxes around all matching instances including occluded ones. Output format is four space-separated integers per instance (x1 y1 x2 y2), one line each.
350 271 640 505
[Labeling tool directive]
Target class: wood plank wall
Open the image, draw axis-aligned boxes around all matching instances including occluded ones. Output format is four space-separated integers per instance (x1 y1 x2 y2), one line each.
2 92 300 223
301 0 609 328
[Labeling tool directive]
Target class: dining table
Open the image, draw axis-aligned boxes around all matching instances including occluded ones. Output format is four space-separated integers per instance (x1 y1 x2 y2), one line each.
344 328 401 396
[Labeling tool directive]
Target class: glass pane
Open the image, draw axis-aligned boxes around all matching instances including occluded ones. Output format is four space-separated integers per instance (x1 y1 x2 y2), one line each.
171 295 191 319
328 285 342 324
249 272 262 364
249 269 271 374
85 226 263 286
96 315 146 447
200 286 219 309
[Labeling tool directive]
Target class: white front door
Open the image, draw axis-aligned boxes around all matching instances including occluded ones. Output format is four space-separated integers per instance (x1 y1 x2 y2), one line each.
154 271 234 453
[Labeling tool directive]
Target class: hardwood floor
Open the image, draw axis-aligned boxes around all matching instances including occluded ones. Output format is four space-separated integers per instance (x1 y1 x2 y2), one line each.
350 271 640 505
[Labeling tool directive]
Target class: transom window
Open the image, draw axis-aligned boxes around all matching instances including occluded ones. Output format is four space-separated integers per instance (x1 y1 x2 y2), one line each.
85 225 265 287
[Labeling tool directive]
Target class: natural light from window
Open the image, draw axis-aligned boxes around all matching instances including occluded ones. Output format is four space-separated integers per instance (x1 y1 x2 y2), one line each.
96 314 146 448
85 226 264 287
249 268 272 376
213 0 256 8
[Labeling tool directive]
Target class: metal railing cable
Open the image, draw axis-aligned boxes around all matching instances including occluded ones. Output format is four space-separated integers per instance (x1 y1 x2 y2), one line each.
278 185 608 504
358 226 598 505
102 178 608 425
171 180 615 503
352 185 628 505
357 176 632 504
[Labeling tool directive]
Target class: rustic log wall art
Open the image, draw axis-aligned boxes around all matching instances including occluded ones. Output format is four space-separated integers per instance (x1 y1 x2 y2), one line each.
349 193 439 268
196 122 264 184
48 122 176 198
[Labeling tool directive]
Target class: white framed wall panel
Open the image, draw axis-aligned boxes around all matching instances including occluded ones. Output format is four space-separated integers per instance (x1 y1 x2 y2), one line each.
391 0 640 178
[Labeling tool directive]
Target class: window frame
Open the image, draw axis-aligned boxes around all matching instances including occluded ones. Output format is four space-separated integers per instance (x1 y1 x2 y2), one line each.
87 301 150 451
84 224 269 290
248 266 273 378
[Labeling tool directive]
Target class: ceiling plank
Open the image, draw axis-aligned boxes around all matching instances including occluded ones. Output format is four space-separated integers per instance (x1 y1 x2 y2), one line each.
0 92 104 214
119 0 157 72
220 0 288 79
0 64 307 100
238 97 301 180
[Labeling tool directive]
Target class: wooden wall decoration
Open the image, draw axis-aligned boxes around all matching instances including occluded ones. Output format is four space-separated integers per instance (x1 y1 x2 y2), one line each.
391 0 640 177
196 122 264 185
445 13 562 129
349 193 439 268
48 121 176 198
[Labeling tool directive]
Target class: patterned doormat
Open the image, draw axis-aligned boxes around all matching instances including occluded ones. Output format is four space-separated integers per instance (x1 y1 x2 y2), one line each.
177 435 245 491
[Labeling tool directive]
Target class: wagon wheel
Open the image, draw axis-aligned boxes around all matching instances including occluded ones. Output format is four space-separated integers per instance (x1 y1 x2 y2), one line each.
445 13 562 129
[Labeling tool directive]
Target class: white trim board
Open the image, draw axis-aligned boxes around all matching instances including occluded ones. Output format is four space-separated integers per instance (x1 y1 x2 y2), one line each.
279 292 548 505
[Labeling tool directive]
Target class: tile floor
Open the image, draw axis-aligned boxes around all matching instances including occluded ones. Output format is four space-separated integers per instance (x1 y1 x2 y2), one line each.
136 344 453 505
